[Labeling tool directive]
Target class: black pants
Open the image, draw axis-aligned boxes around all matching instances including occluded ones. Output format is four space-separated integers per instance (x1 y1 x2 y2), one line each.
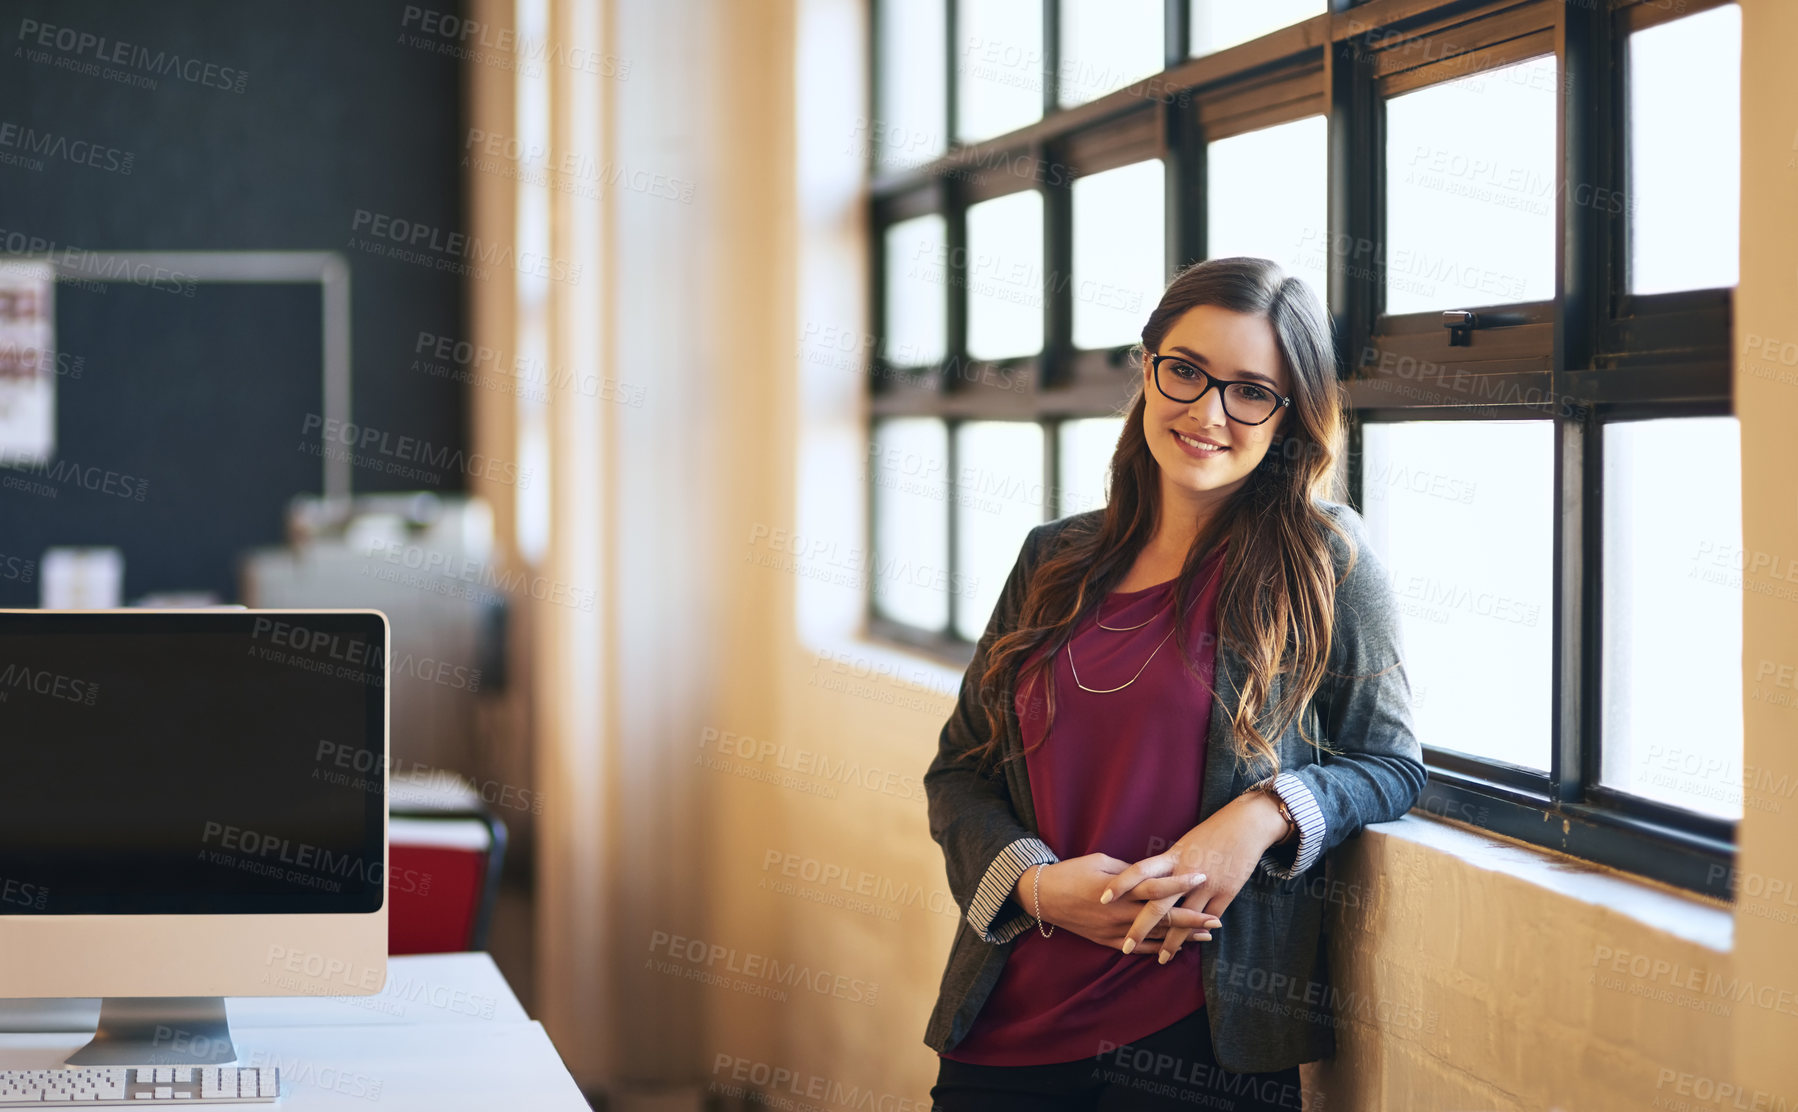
930 1007 1304 1112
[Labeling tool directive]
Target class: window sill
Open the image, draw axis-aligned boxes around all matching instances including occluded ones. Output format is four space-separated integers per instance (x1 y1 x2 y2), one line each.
797 626 969 707
1368 813 1732 954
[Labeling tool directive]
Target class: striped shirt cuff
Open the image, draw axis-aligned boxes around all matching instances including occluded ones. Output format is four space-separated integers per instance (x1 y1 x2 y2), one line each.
968 836 1059 943
1257 773 1326 880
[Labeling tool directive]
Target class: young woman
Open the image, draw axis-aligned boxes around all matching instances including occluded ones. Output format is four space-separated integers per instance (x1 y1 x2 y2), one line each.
921 257 1426 1111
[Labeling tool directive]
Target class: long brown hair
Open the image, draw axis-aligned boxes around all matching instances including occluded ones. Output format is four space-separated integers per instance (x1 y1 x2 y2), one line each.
970 256 1354 782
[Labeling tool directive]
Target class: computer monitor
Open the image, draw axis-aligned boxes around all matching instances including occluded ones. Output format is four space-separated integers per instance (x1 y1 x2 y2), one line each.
0 609 389 1065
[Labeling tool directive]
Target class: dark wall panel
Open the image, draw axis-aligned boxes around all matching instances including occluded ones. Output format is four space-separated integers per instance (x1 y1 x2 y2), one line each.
0 0 468 604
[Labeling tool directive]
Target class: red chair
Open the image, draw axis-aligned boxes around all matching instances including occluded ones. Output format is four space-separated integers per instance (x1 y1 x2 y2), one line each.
387 803 507 954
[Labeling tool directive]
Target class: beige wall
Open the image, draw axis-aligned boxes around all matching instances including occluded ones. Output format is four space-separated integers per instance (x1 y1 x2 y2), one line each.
1312 822 1736 1111
466 0 1798 1107
1730 0 1798 1100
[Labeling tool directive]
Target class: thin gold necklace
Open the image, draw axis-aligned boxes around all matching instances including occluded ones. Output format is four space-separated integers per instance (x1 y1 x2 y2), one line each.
1094 594 1172 631
1070 561 1222 694
1067 623 1176 694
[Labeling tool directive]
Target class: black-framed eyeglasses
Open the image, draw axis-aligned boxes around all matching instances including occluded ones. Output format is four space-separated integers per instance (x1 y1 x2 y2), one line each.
1148 353 1291 426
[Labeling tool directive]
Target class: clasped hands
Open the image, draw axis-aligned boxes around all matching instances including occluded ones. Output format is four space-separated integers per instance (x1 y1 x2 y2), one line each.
1013 790 1292 965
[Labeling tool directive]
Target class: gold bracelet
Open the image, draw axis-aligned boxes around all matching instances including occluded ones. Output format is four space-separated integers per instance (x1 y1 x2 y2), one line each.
1253 782 1298 845
1273 793 1297 844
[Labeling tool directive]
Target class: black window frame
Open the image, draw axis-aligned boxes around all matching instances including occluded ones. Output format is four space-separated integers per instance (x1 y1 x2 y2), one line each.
865 0 1741 900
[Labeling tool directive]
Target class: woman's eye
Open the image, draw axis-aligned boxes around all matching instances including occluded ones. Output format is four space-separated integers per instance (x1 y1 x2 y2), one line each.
1173 362 1200 378
1238 385 1269 401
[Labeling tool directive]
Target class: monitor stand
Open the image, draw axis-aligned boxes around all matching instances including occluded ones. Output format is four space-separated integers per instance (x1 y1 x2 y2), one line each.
65 997 238 1066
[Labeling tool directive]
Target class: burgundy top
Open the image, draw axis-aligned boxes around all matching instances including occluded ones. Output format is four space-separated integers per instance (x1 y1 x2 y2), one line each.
941 543 1228 1066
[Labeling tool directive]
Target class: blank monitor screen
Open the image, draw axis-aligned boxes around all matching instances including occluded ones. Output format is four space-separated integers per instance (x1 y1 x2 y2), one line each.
0 612 386 915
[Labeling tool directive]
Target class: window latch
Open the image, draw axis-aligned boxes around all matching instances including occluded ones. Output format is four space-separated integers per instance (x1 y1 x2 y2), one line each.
1442 310 1477 347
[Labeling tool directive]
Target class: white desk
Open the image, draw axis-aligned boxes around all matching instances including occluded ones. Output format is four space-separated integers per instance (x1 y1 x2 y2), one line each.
0 955 588 1111
228 954 533 1028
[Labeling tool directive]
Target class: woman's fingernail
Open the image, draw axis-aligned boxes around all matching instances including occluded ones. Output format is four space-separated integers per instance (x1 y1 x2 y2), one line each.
1158 949 1172 965
1197 932 1211 941
1122 938 1135 954
1189 873 1207 884
1100 890 1113 905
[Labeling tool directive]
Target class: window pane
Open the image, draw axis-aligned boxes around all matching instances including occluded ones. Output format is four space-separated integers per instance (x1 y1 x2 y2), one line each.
1191 0 1324 57
966 190 1045 361
954 421 1045 641
1384 55 1558 315
956 0 1043 144
872 418 950 630
1628 4 1741 295
1600 417 1743 818
1072 159 1164 351
1208 115 1329 292
1058 0 1163 107
1058 417 1123 516
875 0 947 173
1361 421 1555 769
883 215 947 368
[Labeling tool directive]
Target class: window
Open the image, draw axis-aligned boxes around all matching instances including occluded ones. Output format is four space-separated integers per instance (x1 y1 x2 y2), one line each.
1361 421 1555 771
1381 54 1558 315
955 0 1042 144
953 420 1046 641
1190 0 1325 58
1205 114 1327 289
1598 416 1743 819
870 417 950 630
965 191 1044 360
874 0 946 173
1071 159 1165 351
882 215 949 367
866 0 1742 896
1059 0 1162 107
1058 417 1124 516
1626 3 1741 294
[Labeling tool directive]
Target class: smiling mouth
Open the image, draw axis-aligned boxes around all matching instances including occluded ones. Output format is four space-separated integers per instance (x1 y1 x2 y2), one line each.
1174 430 1228 455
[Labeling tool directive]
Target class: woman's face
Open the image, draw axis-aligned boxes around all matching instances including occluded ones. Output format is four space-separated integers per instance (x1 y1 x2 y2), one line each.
1141 303 1294 512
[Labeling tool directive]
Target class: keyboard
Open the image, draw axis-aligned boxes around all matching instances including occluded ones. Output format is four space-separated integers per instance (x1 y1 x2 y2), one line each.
0 1066 279 1105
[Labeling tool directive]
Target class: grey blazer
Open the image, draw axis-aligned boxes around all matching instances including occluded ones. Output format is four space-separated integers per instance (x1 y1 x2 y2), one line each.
922 498 1426 1074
